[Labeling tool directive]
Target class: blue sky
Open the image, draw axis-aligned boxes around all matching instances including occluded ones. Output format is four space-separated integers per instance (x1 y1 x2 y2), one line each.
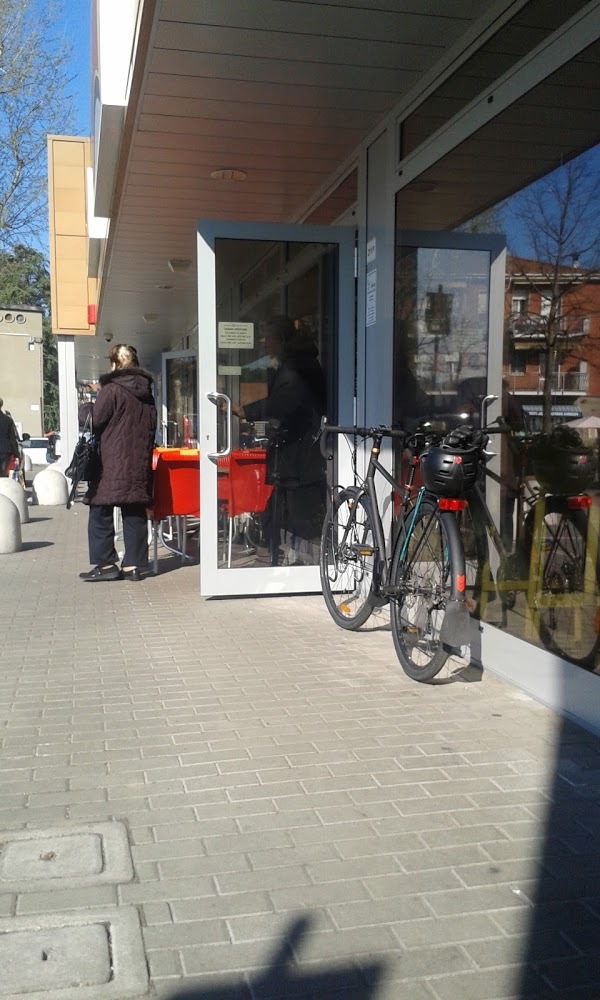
502 144 600 258
61 0 91 135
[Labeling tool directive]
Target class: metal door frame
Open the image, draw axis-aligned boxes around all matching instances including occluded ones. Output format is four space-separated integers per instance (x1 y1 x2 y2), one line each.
197 218 355 597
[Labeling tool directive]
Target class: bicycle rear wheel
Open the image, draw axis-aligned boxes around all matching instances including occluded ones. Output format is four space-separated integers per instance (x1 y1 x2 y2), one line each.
320 488 380 629
390 499 463 681
524 499 600 669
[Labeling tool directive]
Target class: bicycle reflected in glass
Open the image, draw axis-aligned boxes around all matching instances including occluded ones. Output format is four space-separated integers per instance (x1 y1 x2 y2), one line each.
457 417 600 670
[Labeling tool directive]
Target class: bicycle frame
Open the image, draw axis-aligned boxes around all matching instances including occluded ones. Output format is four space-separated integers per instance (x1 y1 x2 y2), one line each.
323 423 454 595
358 446 412 586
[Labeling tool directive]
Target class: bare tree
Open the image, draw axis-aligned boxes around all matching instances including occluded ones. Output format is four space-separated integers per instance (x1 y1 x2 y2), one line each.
506 155 600 433
0 0 74 249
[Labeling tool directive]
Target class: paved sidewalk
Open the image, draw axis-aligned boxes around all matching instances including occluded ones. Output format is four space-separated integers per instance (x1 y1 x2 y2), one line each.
2 501 600 999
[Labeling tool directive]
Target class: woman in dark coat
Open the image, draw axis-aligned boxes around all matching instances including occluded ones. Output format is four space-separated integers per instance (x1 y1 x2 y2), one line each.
80 344 157 582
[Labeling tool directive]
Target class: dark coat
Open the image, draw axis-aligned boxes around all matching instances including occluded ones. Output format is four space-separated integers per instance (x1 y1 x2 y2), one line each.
84 368 157 506
242 341 326 487
0 410 19 458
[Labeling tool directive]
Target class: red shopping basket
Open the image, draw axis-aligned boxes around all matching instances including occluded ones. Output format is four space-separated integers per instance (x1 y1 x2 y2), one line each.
216 449 272 517
148 448 200 520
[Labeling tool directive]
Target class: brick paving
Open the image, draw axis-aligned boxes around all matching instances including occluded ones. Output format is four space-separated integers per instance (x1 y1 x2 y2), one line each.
2 500 600 998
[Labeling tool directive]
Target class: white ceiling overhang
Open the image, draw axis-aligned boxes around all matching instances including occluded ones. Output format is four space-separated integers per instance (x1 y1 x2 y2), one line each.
77 0 600 382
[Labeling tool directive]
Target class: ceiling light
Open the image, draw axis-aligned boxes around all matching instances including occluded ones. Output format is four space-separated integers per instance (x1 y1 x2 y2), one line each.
210 168 247 181
143 312 160 324
411 180 438 193
167 258 192 273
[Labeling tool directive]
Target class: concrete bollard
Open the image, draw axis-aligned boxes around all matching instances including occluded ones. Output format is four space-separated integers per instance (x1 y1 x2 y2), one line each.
33 467 69 506
0 494 22 553
22 453 32 473
0 477 30 523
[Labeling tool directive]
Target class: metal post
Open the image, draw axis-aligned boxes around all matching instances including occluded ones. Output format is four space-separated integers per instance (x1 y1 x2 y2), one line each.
56 336 78 473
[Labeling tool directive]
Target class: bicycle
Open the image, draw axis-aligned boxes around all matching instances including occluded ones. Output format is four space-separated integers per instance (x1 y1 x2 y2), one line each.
455 413 600 670
319 419 475 682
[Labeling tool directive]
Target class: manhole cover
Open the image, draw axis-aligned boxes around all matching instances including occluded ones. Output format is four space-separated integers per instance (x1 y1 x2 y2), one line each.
0 834 103 881
0 823 133 894
0 907 148 1000
0 925 110 993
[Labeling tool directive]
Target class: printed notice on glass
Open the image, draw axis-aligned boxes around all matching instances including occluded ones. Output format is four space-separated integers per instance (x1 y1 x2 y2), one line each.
218 322 254 349
366 270 377 327
366 237 376 265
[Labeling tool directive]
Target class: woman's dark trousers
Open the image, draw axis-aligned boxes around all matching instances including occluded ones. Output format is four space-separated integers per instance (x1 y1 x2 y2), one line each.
88 503 148 567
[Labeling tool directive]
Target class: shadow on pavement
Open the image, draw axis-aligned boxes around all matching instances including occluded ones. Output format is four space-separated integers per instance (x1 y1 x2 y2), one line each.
152 557 199 577
429 661 484 685
20 540 54 550
517 715 600 997
164 916 386 1000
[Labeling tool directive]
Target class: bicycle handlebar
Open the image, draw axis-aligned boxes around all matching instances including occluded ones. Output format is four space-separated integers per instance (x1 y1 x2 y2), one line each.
319 419 407 457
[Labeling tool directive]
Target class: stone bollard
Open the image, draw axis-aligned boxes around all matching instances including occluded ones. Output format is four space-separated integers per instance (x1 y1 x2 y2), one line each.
33 467 69 506
0 494 22 553
0 477 30 523
22 453 32 473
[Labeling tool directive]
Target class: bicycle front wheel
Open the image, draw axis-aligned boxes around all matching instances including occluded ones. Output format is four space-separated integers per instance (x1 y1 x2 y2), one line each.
320 488 380 629
390 500 462 681
524 499 600 669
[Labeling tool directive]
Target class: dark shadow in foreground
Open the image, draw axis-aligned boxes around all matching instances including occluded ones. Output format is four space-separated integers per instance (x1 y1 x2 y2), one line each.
20 540 54 550
164 916 386 1000
517 714 600 998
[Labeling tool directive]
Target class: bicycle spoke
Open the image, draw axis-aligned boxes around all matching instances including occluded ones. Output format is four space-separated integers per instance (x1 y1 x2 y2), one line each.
320 493 378 629
390 501 456 680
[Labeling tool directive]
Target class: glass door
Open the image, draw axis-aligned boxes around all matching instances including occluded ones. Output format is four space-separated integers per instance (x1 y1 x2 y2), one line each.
197 220 355 597
161 350 198 447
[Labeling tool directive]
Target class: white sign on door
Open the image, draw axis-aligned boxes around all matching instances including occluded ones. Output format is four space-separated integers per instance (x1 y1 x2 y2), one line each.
218 322 254 349
366 270 377 327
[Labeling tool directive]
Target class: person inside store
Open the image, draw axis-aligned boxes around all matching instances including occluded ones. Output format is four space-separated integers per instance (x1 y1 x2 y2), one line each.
79 344 156 582
231 315 327 565
0 397 20 477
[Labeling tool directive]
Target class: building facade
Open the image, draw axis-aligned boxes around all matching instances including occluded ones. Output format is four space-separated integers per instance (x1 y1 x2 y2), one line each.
48 0 600 730
504 257 600 430
0 307 44 437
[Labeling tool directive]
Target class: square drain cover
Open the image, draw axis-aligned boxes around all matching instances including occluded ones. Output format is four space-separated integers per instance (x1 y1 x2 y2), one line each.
0 907 148 1000
0 925 110 993
0 823 133 893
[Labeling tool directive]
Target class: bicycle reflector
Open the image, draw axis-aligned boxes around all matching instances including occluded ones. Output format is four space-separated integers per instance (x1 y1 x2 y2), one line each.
437 498 468 511
567 495 592 509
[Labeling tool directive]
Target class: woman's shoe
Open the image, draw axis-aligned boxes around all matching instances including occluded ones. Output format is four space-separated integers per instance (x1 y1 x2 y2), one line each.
79 565 123 582
122 568 141 581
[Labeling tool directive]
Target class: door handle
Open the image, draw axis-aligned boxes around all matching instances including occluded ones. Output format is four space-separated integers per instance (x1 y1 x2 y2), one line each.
480 393 498 430
206 391 232 460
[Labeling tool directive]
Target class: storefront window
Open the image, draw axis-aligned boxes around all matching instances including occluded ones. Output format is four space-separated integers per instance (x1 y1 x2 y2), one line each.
393 241 490 432
490 241 600 673
165 356 197 446
393 150 600 674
